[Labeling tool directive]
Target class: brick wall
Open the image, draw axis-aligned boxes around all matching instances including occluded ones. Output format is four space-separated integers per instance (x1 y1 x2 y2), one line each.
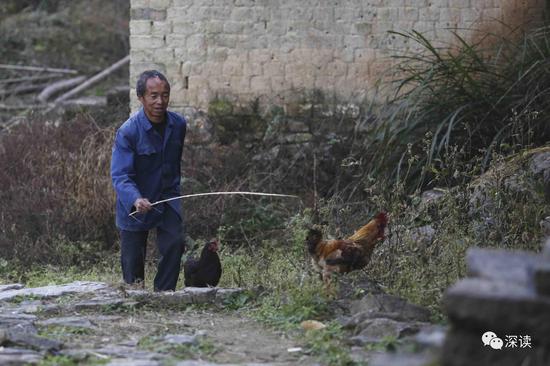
129 0 545 112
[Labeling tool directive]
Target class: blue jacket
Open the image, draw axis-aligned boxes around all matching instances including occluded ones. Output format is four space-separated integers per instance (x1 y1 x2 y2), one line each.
111 108 187 231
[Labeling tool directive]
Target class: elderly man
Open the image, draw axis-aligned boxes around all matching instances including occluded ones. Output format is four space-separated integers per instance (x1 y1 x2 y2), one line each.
111 70 186 291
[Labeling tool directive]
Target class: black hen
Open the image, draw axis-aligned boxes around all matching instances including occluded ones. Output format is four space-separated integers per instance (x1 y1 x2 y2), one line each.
183 239 222 287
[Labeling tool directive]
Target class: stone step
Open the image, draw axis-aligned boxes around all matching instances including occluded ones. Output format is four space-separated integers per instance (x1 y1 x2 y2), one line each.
466 247 544 289
444 278 550 342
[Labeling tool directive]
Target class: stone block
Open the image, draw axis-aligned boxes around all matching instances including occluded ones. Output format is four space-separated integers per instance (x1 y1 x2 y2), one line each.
460 8 481 22
181 287 217 303
534 262 550 296
222 59 244 76
149 0 171 9
198 61 221 76
131 0 150 7
243 61 263 77
166 34 188 51
223 21 245 34
270 76 286 91
419 7 440 21
250 76 271 92
132 48 174 63
166 6 192 21
231 7 254 21
327 60 348 78
444 278 550 341
214 34 238 48
451 0 471 9
466 247 543 288
0 284 24 292
130 35 165 49
151 21 171 35
205 6 231 20
350 293 432 323
207 47 228 62
131 8 167 21
130 20 152 35
131 62 167 76
229 76 250 90
443 327 548 366
400 6 420 21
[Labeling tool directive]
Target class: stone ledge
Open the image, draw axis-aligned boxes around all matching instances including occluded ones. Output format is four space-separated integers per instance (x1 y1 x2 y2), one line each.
445 278 550 343
466 247 544 288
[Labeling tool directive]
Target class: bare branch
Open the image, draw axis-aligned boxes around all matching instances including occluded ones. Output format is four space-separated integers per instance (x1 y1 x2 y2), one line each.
0 64 78 74
37 76 86 103
53 55 130 103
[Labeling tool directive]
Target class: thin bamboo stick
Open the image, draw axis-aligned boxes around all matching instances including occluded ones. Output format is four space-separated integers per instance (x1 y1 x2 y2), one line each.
129 191 300 216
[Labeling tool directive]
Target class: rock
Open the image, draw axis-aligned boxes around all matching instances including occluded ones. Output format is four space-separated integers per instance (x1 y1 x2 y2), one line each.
368 351 439 366
533 262 550 296
349 293 431 323
421 189 447 205
540 217 550 237
409 225 436 245
0 347 43 365
6 329 63 352
105 360 161 366
0 314 37 334
174 362 280 366
0 281 109 301
181 287 218 303
89 345 165 360
415 325 447 349
36 316 95 329
73 298 137 311
126 290 193 306
542 237 550 258
344 310 420 329
466 247 543 288
0 284 24 292
215 288 246 304
529 149 550 184
162 334 200 346
351 318 423 345
443 327 547 366
444 278 550 342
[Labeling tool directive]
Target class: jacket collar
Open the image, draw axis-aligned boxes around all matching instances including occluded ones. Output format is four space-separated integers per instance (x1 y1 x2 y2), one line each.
137 107 174 131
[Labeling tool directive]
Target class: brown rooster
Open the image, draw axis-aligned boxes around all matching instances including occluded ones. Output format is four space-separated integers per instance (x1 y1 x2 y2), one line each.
306 212 388 287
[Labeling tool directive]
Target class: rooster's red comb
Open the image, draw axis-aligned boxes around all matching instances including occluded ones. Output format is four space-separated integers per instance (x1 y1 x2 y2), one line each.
375 212 388 224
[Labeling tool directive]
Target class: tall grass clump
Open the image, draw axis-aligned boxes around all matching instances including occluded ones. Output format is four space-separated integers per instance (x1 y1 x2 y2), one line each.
0 114 117 269
352 26 550 192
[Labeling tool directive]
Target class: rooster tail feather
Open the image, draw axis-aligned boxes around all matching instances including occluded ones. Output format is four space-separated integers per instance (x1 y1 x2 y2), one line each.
347 212 388 243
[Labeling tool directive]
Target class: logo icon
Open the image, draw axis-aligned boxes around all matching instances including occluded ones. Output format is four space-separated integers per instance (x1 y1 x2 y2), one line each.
482 331 503 350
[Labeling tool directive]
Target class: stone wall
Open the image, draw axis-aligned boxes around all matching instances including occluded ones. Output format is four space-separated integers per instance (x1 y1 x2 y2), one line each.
129 0 545 113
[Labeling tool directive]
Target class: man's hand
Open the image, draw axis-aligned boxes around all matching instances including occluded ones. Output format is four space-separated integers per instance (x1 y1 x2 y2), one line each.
134 198 152 213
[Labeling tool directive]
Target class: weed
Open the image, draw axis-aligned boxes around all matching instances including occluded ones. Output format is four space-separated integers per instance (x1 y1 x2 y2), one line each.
138 334 218 360
38 354 108 366
304 323 359 366
38 325 93 339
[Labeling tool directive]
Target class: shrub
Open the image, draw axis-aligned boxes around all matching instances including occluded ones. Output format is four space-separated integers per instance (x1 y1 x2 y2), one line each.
0 113 117 267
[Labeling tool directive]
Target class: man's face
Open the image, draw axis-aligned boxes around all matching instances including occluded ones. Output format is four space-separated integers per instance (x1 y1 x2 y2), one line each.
138 77 170 123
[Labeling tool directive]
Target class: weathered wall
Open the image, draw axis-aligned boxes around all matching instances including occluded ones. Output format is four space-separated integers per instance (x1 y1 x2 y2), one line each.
129 0 545 113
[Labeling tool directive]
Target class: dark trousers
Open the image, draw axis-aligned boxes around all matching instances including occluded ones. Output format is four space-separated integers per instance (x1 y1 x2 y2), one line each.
120 207 184 291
